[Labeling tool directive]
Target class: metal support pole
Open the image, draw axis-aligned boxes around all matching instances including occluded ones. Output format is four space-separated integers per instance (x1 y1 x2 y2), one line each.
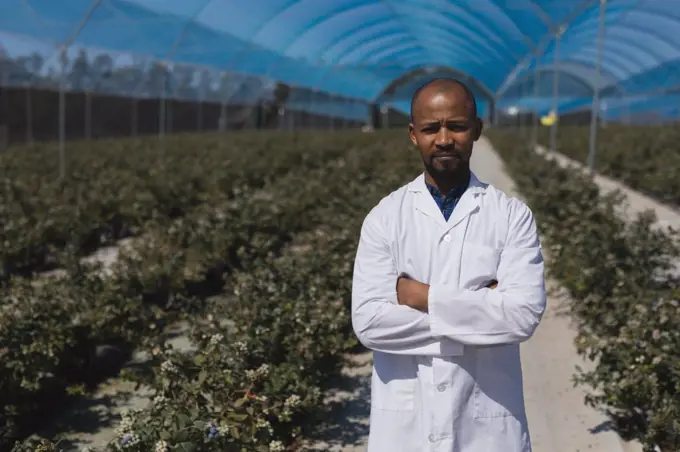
550 30 563 152
587 0 607 175
85 91 92 140
159 65 166 152
531 56 541 149
310 89 316 129
25 84 33 144
55 0 104 179
519 81 526 137
131 98 138 137
59 48 67 179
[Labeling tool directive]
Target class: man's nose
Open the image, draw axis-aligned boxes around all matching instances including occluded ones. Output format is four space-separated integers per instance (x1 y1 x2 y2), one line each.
435 128 454 146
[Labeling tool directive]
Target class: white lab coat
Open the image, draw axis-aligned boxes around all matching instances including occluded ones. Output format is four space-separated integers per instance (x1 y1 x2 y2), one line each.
351 171 547 452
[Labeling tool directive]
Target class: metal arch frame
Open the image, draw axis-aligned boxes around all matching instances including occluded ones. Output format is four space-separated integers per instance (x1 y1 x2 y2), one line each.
407 0 537 54
636 1 680 23
371 64 497 104
572 3 680 33
373 66 497 122
337 38 421 66
556 49 638 79
611 75 680 99
377 1 524 63
386 75 493 102
366 12 521 65
309 61 410 101
532 42 648 79
495 0 599 98
333 31 497 69
502 65 609 99
305 11 509 96
365 50 493 83
282 0 503 100
555 29 669 66
566 19 680 53
204 1 388 99
284 0 532 63
363 46 434 66
327 20 512 69
558 22 680 59
526 0 560 31
539 43 648 79
316 17 404 59
252 0 385 51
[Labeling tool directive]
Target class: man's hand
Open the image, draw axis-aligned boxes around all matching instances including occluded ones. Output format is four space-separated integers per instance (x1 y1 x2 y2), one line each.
397 275 498 312
396 274 429 312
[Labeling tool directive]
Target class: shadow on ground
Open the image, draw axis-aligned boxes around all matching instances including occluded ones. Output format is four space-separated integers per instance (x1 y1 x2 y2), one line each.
302 351 373 452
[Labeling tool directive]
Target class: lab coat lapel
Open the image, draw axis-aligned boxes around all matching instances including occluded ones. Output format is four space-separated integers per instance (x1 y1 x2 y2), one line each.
444 172 485 231
410 173 449 229
409 172 486 232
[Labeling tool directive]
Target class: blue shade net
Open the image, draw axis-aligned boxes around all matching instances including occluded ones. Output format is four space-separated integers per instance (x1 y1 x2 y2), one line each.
2 0 680 122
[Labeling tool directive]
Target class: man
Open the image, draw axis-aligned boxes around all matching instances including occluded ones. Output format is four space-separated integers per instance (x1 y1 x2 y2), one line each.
351 78 547 451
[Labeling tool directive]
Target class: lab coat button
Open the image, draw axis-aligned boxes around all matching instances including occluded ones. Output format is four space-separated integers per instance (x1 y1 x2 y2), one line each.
437 383 447 392
443 235 451 242
428 434 436 443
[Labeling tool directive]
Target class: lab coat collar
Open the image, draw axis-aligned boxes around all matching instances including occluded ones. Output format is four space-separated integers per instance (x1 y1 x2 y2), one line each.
408 171 487 230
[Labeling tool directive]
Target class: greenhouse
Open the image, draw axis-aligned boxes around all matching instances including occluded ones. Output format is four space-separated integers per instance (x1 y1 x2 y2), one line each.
2 1 680 452
2 1 680 131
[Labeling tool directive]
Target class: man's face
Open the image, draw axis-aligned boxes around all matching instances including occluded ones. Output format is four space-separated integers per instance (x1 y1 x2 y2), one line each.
408 88 482 176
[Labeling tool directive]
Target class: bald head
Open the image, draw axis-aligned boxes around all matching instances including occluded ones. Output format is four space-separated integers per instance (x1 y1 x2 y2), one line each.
409 78 478 123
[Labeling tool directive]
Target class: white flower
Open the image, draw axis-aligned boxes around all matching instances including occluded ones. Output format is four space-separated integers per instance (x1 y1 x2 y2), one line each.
269 440 285 451
256 418 271 430
161 360 178 374
209 333 224 345
155 440 169 452
115 412 135 437
234 341 247 353
257 363 270 377
246 363 270 381
284 394 301 408
153 395 168 407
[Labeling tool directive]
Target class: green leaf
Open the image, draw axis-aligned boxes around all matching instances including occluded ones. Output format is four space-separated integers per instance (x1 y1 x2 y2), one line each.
176 442 197 452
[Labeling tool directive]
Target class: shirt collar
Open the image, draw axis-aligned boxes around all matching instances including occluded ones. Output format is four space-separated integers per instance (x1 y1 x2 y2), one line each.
425 171 471 200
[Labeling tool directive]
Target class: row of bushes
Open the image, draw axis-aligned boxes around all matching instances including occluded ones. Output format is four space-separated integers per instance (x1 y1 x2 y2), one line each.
488 130 680 452
537 125 680 208
0 131 374 279
4 131 421 451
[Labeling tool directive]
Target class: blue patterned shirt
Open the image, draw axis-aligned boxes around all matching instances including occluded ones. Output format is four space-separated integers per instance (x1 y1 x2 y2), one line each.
425 173 470 221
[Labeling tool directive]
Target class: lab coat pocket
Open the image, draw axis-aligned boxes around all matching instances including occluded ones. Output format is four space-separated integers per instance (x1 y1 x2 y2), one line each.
474 345 525 418
459 243 500 290
371 352 416 411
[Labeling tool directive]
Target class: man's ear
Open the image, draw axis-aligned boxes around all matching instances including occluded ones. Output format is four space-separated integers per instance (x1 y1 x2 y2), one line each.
408 123 418 146
473 117 484 141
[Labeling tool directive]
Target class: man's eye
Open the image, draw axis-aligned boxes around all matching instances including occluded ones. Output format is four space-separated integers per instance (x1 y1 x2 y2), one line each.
449 126 468 132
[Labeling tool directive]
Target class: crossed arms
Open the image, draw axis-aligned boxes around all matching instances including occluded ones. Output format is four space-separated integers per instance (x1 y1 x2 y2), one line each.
350 202 547 357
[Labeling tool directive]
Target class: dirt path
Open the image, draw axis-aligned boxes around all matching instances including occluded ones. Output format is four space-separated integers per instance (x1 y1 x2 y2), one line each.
470 136 637 452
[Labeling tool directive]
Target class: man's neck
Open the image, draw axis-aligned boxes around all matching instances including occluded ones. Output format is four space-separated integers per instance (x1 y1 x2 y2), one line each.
424 168 470 195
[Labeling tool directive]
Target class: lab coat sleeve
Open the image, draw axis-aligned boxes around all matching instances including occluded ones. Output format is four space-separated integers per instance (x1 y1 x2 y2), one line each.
351 207 463 356
428 200 547 345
